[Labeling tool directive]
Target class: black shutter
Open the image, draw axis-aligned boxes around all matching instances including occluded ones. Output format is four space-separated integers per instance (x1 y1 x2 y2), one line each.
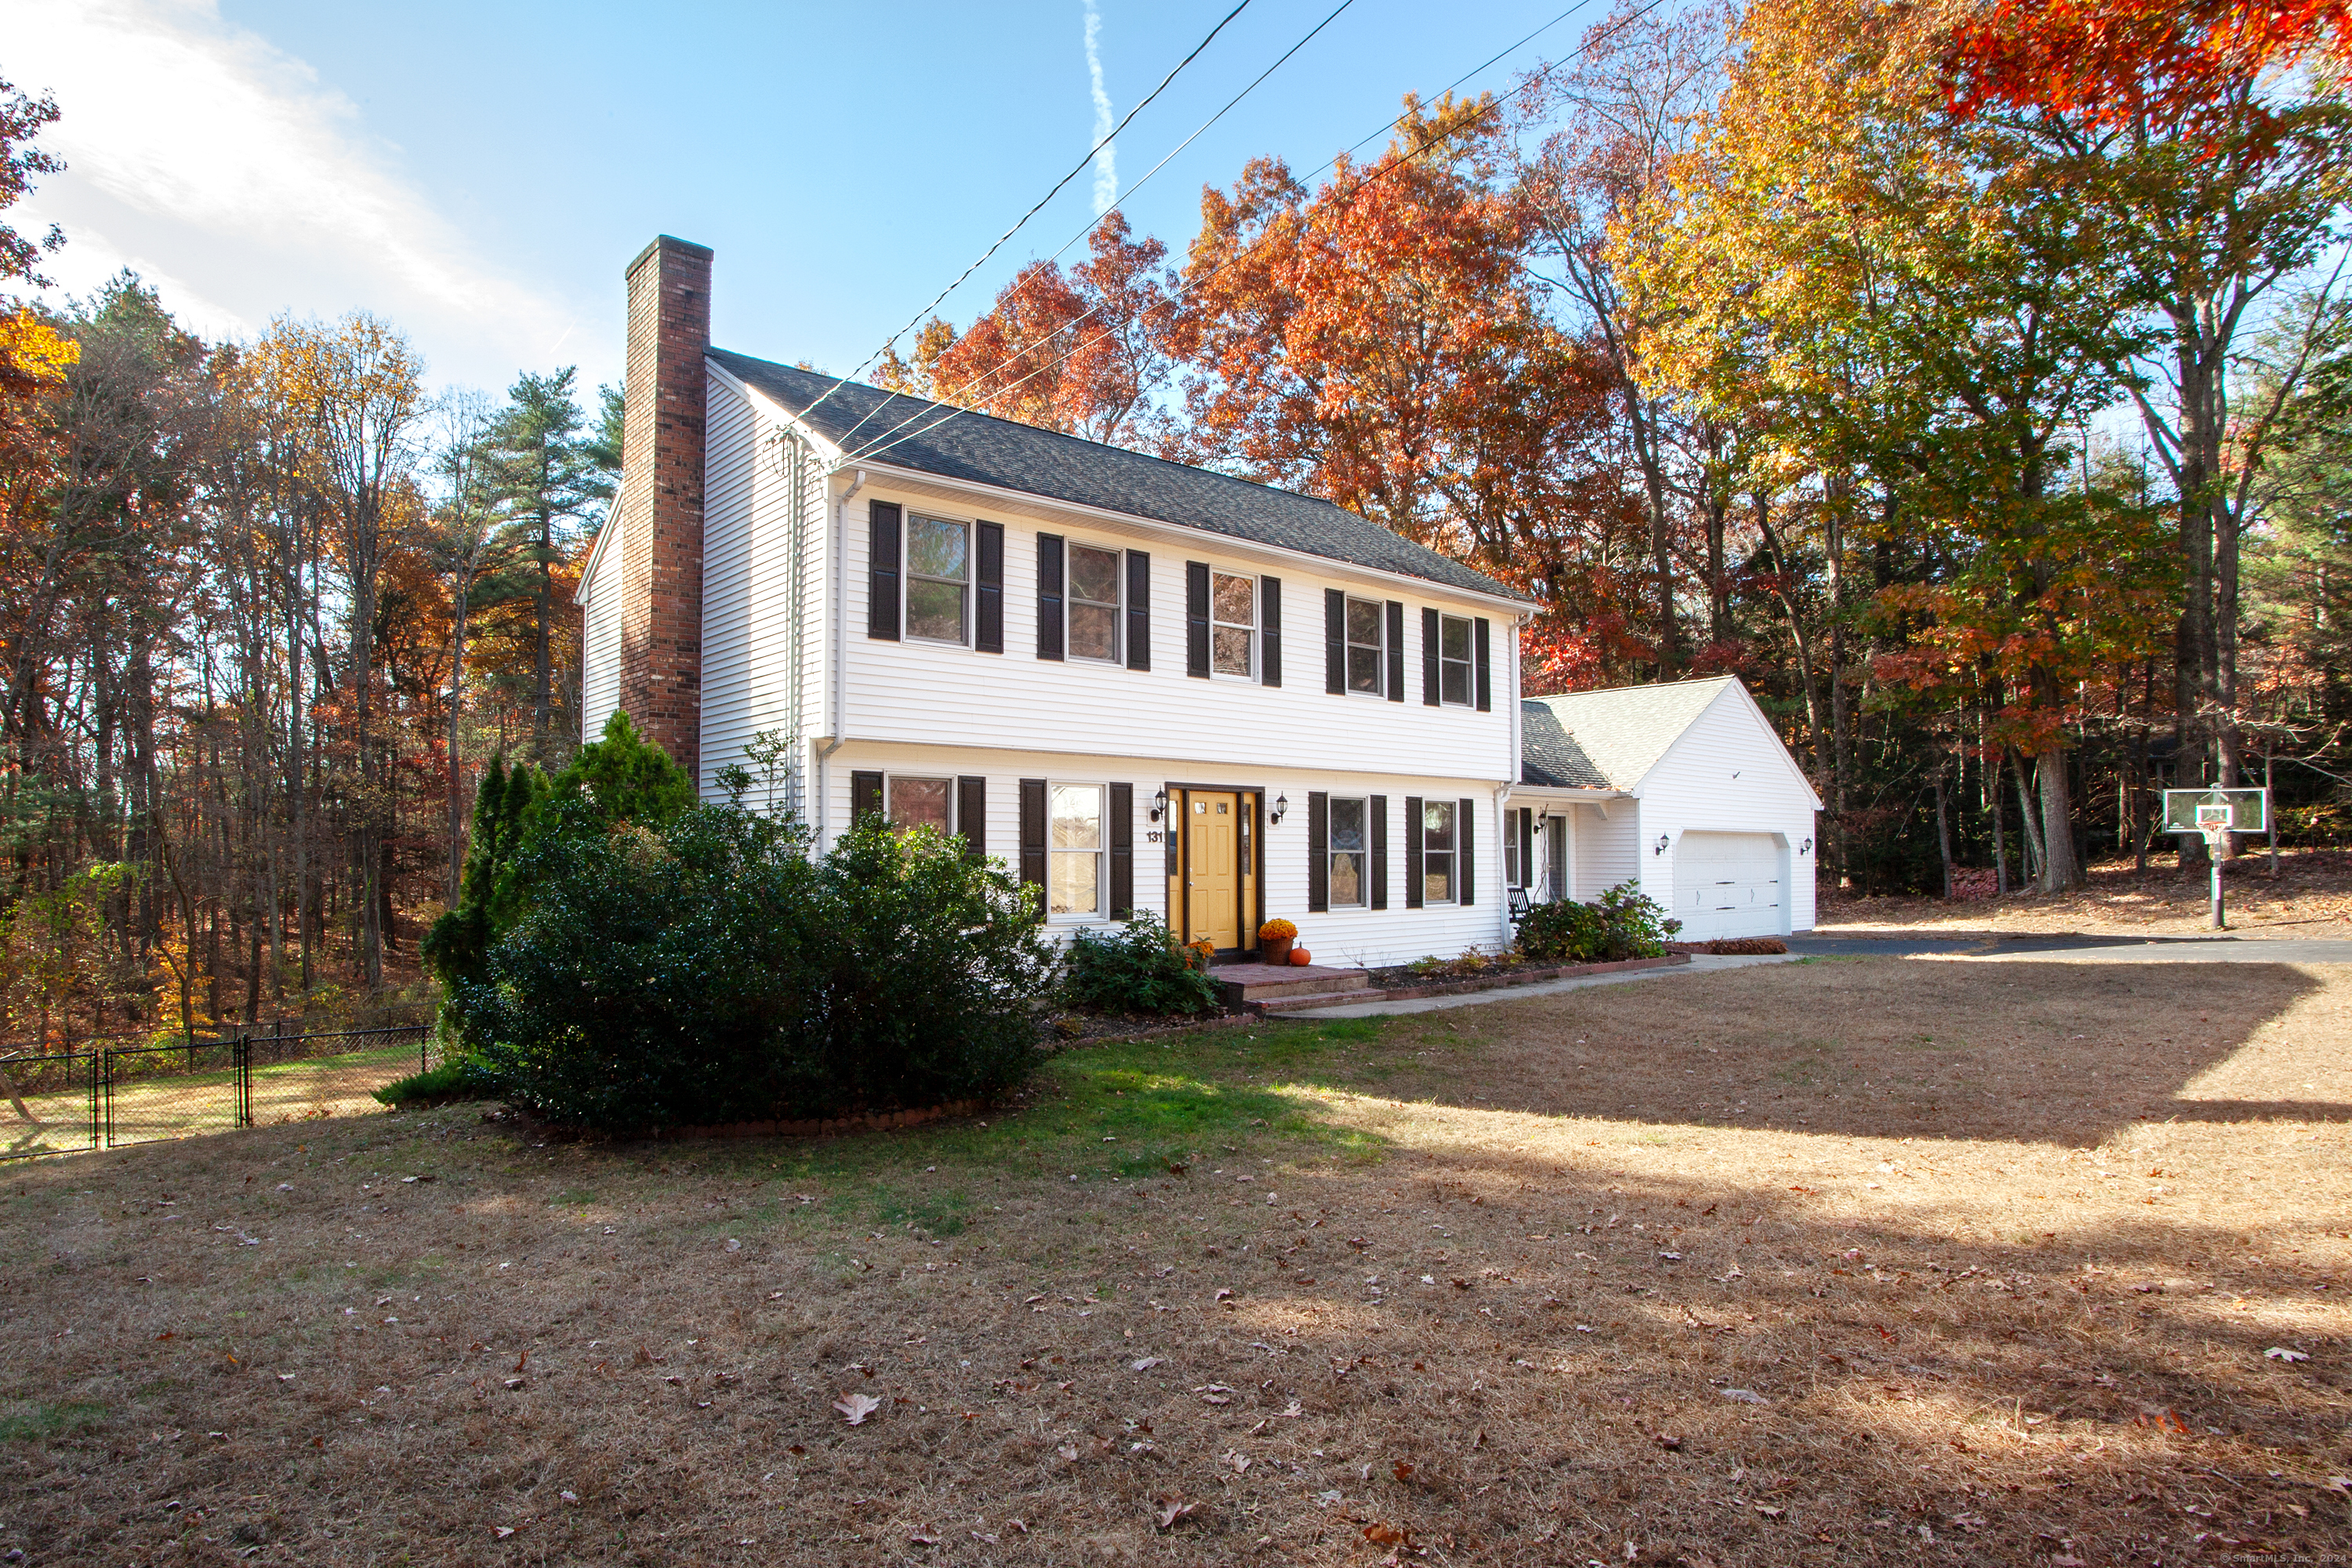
1517 808 1533 888
975 521 1004 654
1109 782 1134 916
1125 551 1151 671
1018 778 1047 920
1404 795 1425 909
1185 562 1210 678
1458 797 1475 906
1369 794 1388 910
1307 791 1330 913
957 775 987 860
1385 601 1406 703
1421 607 1441 707
1260 575 1282 687
866 502 901 641
1036 535 1065 660
851 770 884 822
1323 589 1345 694
1475 616 1491 711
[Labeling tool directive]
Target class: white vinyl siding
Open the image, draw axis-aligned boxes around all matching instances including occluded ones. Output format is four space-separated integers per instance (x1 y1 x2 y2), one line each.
579 514 623 742
1632 685 1818 933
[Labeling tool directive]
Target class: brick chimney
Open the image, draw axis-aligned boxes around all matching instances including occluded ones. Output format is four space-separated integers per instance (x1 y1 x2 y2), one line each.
616 234 712 781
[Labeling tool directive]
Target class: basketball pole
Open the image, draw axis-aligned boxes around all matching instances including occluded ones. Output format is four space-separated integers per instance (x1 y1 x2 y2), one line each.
2206 824 2227 930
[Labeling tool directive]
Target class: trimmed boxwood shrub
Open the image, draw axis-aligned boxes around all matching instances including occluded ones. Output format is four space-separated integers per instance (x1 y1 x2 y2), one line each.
1062 913 1222 1016
1513 880 1682 962
445 800 1051 1131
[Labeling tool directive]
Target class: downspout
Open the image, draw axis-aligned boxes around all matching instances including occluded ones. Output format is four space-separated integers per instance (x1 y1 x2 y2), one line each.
815 466 868 847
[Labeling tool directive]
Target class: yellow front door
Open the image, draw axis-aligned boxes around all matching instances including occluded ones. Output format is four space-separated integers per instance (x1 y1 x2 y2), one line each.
1186 791 1242 951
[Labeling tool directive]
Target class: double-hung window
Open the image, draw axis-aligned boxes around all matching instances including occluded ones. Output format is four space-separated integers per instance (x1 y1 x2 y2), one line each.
907 515 970 643
1439 614 1473 705
1329 797 1368 907
1049 783 1104 916
1212 572 1255 677
1345 596 1384 695
1421 799 1457 904
889 777 953 834
1069 543 1121 662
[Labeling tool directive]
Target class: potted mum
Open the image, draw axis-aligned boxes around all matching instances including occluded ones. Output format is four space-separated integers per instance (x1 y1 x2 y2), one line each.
1258 918 1298 965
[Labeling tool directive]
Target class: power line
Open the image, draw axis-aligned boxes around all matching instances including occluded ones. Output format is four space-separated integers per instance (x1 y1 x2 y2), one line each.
844 0 1673 468
791 0 1253 435
826 0 1358 453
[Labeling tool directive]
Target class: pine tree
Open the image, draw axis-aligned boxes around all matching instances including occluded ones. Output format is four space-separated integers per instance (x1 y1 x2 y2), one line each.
485 368 601 756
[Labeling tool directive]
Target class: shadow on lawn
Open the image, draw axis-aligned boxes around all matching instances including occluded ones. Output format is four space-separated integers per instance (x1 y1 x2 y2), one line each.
1283 958 2342 1148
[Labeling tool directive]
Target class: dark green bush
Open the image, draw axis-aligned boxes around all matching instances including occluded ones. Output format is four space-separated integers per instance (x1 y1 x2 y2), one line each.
1062 913 1222 1016
446 803 1051 1131
373 1057 494 1108
1513 880 1682 962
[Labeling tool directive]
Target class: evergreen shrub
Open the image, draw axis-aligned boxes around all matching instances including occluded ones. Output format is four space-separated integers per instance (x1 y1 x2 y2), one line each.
445 802 1051 1131
1062 913 1223 1016
1512 880 1682 962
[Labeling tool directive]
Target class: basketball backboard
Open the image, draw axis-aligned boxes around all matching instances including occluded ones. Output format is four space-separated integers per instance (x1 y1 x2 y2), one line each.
2161 786 2268 835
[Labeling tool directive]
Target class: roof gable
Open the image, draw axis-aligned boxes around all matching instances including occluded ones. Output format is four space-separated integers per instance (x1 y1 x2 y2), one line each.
1520 677 1743 790
710 349 1527 601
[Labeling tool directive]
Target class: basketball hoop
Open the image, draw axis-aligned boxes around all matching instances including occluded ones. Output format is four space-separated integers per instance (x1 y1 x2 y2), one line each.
2163 786 2271 931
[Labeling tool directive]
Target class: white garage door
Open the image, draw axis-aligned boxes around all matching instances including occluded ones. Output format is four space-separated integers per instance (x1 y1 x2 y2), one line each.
1672 833 1784 941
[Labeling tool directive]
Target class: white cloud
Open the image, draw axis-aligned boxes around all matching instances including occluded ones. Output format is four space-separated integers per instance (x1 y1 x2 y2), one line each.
1083 0 1117 216
1 0 582 388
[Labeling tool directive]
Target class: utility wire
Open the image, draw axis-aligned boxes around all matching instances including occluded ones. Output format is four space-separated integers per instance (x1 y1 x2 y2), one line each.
790 0 1253 435
844 0 1671 468
826 0 1358 453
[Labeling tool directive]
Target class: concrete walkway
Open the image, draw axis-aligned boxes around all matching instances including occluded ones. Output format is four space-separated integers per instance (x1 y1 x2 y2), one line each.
1276 952 1802 1018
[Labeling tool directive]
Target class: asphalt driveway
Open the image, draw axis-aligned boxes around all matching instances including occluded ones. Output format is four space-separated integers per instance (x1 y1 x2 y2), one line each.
1790 931 2352 964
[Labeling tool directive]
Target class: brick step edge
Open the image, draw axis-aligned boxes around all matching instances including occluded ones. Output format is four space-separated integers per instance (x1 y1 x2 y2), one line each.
648 1100 984 1141
1248 953 1690 1014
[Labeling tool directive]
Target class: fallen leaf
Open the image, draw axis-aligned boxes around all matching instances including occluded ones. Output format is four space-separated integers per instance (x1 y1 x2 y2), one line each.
1754 1504 1784 1519
2265 1347 2310 1363
1057 1443 1080 1463
492 1526 514 1539
1654 1434 1684 1451
1721 1388 1767 1404
908 1531 938 1545
1154 1496 1197 1531
833 1392 881 1426
1363 1522 1410 1545
1131 1357 1163 1371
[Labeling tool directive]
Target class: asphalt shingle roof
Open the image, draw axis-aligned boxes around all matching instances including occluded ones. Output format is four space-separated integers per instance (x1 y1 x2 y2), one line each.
710 349 1526 601
1519 677 1739 789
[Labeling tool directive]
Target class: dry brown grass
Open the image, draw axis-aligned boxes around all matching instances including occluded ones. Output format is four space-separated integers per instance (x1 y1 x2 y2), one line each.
4 957 2348 1566
1821 845 2352 938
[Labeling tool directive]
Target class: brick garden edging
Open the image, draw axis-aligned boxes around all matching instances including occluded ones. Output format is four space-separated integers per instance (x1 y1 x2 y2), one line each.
1250 953 1690 1014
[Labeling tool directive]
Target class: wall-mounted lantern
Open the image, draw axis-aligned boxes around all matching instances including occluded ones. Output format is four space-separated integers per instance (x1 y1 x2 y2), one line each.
1653 833 1671 855
1149 788 1169 822
1270 793 1289 826
1798 837 1813 856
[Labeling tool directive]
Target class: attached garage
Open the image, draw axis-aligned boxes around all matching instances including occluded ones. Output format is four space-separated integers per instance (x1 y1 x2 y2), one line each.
1671 832 1784 941
1512 677 1821 938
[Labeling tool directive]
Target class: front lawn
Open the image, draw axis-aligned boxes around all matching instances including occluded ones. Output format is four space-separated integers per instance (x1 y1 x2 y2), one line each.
4 958 2347 1564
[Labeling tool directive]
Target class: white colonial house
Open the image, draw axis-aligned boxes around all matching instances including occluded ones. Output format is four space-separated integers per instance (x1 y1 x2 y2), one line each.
579 237 1544 969
1509 677 1823 941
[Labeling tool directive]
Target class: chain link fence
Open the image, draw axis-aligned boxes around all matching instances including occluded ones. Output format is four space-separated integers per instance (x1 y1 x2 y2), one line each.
0 1022 433 1162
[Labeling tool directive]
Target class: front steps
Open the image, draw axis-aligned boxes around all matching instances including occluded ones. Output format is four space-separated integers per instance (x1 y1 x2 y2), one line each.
1212 962 1373 1010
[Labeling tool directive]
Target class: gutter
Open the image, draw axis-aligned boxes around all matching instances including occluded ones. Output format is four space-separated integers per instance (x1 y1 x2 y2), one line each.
814 466 867 846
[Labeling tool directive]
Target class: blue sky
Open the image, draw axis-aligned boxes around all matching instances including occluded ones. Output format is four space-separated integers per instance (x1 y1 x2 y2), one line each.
5 0 1602 401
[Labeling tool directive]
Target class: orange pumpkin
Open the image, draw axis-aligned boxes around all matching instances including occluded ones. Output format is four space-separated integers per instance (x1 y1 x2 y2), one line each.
1288 947 1313 966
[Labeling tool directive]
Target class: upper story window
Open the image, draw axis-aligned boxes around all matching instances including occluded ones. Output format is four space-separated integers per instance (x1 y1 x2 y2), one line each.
1329 796 1367 907
1213 572 1255 677
907 515 969 644
1421 799 1457 904
1345 596 1384 695
1050 782 1104 916
1439 614 1473 706
1069 543 1121 662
